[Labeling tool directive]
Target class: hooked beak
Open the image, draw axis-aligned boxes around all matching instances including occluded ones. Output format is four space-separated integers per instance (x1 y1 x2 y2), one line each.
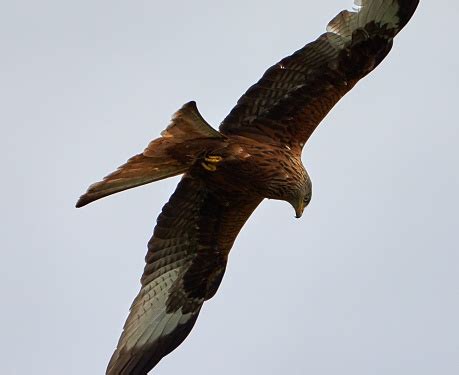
295 200 305 219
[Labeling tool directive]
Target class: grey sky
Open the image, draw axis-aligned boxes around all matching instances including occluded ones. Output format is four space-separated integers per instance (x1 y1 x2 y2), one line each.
1 1 458 374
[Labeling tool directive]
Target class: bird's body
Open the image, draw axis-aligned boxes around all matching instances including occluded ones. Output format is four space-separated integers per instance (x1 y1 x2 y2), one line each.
191 135 310 208
77 1 419 373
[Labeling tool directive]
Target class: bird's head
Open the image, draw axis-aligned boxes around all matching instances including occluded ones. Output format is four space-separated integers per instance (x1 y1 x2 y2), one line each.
290 190 312 219
287 172 312 219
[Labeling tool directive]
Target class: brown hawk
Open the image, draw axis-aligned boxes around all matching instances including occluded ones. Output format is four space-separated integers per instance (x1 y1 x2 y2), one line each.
77 1 419 373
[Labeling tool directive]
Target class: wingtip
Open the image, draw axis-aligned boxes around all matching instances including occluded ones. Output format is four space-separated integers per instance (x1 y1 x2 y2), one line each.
397 0 420 30
184 100 197 107
75 195 90 208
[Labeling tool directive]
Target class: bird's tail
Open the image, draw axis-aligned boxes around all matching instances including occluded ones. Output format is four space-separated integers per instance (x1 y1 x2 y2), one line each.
76 101 223 208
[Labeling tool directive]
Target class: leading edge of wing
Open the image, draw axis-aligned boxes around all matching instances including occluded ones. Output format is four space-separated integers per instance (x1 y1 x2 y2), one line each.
219 0 419 147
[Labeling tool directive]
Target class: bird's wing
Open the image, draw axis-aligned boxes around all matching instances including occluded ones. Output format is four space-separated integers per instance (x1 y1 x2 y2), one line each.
106 174 262 375
219 0 419 149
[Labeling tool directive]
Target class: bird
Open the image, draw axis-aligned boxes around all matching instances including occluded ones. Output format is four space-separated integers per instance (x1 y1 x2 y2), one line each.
76 0 419 373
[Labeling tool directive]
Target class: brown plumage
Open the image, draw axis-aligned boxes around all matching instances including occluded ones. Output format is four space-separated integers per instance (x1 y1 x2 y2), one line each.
76 1 419 373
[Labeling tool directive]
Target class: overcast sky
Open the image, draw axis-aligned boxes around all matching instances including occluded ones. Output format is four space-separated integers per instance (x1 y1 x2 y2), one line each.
1 1 458 374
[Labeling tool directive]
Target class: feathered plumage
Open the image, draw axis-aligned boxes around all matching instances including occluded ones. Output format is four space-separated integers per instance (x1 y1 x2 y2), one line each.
77 1 419 373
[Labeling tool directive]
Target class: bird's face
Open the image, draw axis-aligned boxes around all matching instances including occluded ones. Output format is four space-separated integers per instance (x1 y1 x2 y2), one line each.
291 189 312 218
288 171 312 219
293 191 312 218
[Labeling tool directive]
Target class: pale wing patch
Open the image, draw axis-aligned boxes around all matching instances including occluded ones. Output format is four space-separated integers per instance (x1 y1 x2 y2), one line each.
327 0 401 46
163 311 193 336
327 10 357 43
114 260 202 356
120 268 182 351
357 0 400 29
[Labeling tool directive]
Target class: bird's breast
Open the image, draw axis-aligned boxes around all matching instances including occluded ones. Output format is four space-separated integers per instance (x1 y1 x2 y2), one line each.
207 139 306 201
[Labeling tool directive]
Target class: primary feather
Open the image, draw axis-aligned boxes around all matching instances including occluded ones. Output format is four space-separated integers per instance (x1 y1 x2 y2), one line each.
77 1 419 373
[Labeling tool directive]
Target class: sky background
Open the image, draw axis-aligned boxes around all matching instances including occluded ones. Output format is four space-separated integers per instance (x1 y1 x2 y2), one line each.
1 1 458 374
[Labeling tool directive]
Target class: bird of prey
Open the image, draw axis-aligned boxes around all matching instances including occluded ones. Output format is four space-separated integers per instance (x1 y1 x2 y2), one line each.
77 0 419 373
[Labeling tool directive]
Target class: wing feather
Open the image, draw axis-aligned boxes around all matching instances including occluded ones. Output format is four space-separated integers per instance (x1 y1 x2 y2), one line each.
219 0 419 148
106 175 261 374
